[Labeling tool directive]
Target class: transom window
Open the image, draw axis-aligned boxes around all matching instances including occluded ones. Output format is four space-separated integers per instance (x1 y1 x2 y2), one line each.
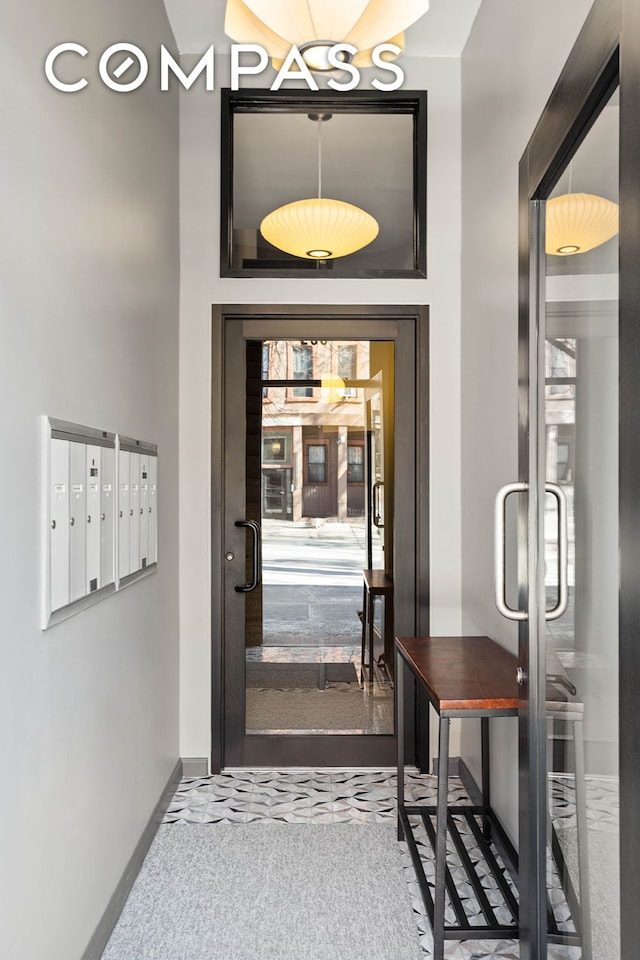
221 90 427 279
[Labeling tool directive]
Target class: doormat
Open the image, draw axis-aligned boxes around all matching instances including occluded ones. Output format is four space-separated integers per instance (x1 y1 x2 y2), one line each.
245 661 358 688
101 823 423 960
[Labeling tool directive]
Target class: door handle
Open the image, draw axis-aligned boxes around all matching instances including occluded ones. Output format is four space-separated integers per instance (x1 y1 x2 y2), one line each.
494 481 569 622
373 481 384 528
234 520 262 593
544 481 569 621
494 482 528 621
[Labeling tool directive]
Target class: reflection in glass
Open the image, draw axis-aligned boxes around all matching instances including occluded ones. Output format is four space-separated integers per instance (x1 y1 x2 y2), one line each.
232 112 415 274
543 88 619 959
244 340 394 736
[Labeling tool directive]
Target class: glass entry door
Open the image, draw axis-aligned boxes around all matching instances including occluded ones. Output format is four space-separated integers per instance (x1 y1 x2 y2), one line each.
510 21 625 957
219 314 425 768
539 90 619 959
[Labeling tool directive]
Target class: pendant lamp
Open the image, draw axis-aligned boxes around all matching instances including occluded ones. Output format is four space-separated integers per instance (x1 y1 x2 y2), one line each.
225 0 430 70
545 193 619 256
260 114 379 261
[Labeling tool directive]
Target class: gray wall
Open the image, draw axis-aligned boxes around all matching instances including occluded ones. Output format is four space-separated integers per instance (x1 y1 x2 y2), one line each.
0 3 180 958
460 0 594 839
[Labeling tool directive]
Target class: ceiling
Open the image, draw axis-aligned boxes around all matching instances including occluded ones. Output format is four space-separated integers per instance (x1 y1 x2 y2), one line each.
162 0 483 57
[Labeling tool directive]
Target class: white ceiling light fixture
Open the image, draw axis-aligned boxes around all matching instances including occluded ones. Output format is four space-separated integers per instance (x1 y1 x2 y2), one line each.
260 113 379 261
225 0 430 71
545 193 619 256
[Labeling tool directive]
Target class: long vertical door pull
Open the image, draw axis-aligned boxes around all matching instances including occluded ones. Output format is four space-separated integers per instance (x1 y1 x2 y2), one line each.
494 482 568 622
494 482 528 621
234 520 261 593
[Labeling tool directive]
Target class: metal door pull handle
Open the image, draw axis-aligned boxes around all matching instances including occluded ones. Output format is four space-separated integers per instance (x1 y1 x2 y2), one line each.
373 481 384 528
494 481 569 622
494 482 528 621
544 482 569 621
234 520 262 593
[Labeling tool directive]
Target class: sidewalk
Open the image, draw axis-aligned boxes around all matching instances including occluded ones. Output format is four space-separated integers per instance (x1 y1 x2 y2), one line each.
257 518 379 653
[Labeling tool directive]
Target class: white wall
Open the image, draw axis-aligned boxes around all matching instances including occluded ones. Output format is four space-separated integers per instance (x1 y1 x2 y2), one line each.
0 3 180 958
460 0 594 839
179 56 463 760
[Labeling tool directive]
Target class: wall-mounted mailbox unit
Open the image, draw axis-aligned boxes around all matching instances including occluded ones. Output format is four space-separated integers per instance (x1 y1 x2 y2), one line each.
42 418 117 628
117 436 158 588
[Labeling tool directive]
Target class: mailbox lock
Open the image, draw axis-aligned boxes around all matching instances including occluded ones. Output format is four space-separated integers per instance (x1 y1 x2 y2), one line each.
225 552 234 562
140 508 143 515
101 513 106 521
130 509 134 517
87 515 91 524
119 510 123 518
51 520 56 530
70 517 75 526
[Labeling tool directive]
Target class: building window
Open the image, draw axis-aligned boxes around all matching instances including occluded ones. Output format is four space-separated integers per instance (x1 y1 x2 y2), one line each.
263 435 288 463
337 344 358 398
347 444 364 483
305 442 328 484
291 345 314 398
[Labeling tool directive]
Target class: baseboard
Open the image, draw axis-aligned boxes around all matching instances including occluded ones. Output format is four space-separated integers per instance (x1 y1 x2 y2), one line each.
456 757 484 805
431 755 464 778
430 755 484 806
181 756 210 777
81 758 183 960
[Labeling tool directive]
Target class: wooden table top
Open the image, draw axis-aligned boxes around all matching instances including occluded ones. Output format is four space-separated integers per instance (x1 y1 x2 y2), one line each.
362 569 393 592
396 636 519 713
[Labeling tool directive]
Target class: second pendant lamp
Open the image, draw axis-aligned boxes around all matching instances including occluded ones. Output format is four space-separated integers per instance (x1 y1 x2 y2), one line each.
260 113 379 261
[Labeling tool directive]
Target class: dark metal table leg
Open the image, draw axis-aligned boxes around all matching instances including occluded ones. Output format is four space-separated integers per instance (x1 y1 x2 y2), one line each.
384 590 394 682
481 716 492 840
360 582 367 679
433 716 450 960
396 649 405 841
368 591 375 682
573 717 592 960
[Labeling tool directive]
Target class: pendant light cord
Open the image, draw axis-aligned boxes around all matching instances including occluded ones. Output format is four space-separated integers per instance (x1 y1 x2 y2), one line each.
318 118 322 199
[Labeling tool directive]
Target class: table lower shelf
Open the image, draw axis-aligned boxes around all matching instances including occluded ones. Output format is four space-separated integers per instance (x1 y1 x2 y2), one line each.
399 803 519 940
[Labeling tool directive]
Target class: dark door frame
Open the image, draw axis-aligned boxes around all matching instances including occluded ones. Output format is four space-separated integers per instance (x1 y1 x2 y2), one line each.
518 0 640 954
210 303 430 771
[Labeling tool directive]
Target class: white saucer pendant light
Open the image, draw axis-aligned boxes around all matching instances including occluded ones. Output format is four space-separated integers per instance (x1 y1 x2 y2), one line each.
225 0 430 70
260 114 379 261
261 198 379 260
545 193 619 256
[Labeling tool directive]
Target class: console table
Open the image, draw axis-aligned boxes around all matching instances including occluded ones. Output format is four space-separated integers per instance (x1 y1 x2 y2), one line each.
395 636 520 960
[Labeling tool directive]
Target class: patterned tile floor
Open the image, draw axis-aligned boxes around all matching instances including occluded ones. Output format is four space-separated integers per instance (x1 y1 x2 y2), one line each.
164 768 600 959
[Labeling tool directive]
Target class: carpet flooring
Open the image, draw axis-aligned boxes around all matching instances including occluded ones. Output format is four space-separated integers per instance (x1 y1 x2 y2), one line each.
101 823 423 960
